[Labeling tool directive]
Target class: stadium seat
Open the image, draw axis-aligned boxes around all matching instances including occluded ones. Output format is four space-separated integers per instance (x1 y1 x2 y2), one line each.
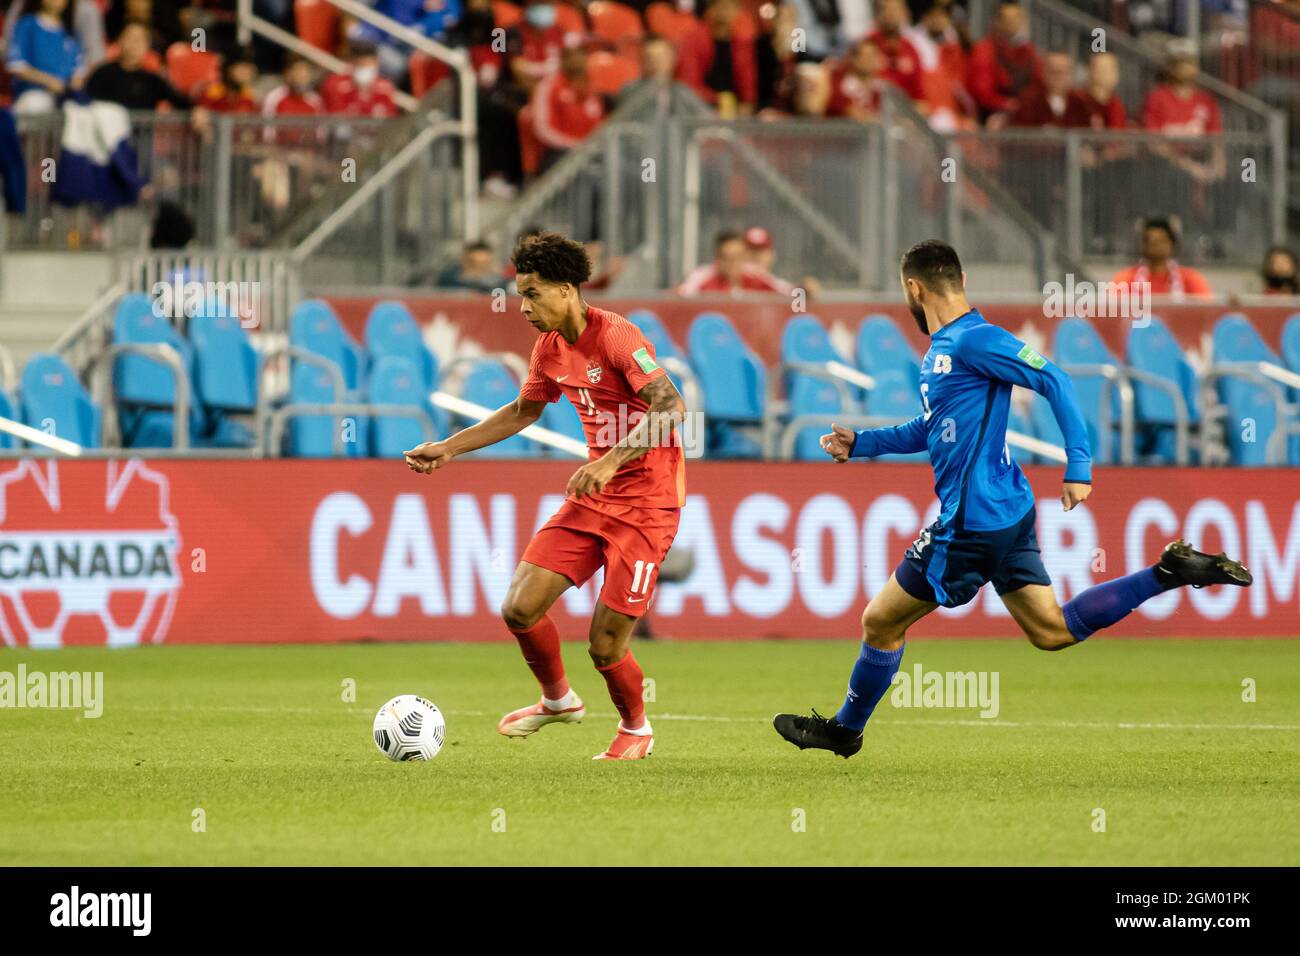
787 376 841 460
1281 314 1300 393
856 314 921 394
1211 313 1287 466
538 394 586 456
189 308 259 449
645 2 697 42
286 361 349 458
686 312 765 458
492 0 523 29
459 359 535 457
368 356 443 458
553 2 587 34
165 43 219 97
290 299 366 393
0 388 16 449
365 301 437 393
781 315 851 457
1053 317 1118 463
295 0 340 53
865 368 926 462
626 309 684 363
112 293 206 447
1127 317 1199 464
586 50 640 96
588 1 643 50
19 353 100 448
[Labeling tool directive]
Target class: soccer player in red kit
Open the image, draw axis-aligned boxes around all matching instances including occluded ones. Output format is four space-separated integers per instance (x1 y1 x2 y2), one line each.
403 232 687 760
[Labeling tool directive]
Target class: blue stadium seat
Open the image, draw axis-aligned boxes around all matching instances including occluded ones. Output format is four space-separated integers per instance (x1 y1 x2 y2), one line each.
460 359 535 457
856 314 920 395
20 353 100 448
365 301 437 393
189 308 259 448
1211 313 1283 465
291 299 366 393
0 389 16 449
1279 314 1300 398
782 316 849 459
687 312 766 458
538 394 586 456
111 293 206 448
626 309 684 362
367 356 442 458
866 368 926 462
1053 317 1117 463
1127 317 1199 464
286 361 349 457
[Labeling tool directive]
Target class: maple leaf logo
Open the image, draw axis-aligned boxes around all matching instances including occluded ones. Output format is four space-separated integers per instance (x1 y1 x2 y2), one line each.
0 459 182 648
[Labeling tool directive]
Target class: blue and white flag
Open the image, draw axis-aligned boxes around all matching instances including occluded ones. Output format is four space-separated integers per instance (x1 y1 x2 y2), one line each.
50 100 144 210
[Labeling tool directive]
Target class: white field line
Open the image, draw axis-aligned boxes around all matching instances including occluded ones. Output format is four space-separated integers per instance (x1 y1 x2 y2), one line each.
105 705 1300 731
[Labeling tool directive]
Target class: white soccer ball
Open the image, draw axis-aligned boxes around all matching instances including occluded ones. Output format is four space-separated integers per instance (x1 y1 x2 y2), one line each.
373 695 447 762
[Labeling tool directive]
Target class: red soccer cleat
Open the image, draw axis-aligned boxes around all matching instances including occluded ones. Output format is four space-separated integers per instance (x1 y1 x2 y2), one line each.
592 722 654 760
497 697 585 738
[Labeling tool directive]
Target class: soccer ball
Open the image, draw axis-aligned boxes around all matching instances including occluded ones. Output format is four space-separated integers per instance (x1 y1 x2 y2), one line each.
373 695 447 761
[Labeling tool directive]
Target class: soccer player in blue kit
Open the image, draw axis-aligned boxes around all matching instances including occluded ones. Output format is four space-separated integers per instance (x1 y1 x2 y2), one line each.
774 240 1253 758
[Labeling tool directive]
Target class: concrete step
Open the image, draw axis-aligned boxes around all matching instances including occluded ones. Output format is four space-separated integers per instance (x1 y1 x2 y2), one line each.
0 251 115 308
0 305 90 371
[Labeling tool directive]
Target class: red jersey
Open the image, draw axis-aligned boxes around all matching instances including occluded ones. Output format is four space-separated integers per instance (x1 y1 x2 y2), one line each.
1141 85 1221 135
676 263 792 296
1110 262 1213 298
530 72 604 149
866 30 925 102
320 73 401 117
520 306 685 509
826 65 885 118
1073 89 1127 129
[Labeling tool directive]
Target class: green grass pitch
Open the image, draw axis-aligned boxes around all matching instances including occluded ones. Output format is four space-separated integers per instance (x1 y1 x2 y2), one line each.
1 638 1297 866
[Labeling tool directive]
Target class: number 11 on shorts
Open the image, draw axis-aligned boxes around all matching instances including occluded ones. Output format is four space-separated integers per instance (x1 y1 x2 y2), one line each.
630 560 656 596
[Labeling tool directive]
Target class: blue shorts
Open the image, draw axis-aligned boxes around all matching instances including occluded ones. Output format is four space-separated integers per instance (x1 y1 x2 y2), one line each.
895 505 1051 608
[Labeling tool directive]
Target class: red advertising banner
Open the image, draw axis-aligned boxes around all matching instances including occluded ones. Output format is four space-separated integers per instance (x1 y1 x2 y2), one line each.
0 459 1296 646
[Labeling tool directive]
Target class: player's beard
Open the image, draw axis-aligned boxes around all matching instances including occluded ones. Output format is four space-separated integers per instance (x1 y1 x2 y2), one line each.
907 297 930 336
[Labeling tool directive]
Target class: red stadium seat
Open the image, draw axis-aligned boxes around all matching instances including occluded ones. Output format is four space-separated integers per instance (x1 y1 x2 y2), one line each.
165 43 220 97
588 1 643 49
554 1 588 35
409 51 451 97
586 50 640 95
492 0 523 29
645 2 697 43
295 0 341 54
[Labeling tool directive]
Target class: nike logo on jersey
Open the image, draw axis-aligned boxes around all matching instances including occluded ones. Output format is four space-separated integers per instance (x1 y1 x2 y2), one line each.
556 374 569 381
627 596 646 603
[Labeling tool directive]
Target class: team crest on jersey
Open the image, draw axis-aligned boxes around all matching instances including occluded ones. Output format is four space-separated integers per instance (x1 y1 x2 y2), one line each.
586 362 602 384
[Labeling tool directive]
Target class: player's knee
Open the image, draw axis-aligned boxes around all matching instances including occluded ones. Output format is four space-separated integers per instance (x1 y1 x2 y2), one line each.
500 595 544 631
1025 621 1075 651
862 602 905 651
587 618 630 666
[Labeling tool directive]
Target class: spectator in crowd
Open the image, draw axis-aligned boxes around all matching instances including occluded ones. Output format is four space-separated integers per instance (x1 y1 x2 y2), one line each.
790 60 830 117
262 54 324 116
1008 51 1087 126
624 32 675 98
6 0 87 114
826 37 888 120
917 2 974 124
320 39 401 117
1110 216 1213 299
1260 246 1299 295
756 2 810 114
530 44 605 167
85 20 191 110
352 0 464 81
675 0 758 113
446 0 502 87
435 240 507 291
866 0 926 105
506 0 569 94
965 1 1041 122
195 46 258 112
4 0 103 69
677 229 793 295
785 0 851 61
104 0 182 53
1141 42 1221 138
743 224 812 294
1073 51 1126 129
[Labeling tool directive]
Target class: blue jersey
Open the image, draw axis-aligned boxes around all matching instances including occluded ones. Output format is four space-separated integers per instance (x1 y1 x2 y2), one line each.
850 309 1091 532
6 15 83 97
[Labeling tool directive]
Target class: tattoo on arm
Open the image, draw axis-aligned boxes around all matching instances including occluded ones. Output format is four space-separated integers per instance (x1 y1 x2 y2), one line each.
602 376 686 469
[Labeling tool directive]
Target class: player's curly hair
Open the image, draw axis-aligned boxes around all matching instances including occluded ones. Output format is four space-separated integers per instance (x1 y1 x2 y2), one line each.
901 239 963 292
511 231 592 286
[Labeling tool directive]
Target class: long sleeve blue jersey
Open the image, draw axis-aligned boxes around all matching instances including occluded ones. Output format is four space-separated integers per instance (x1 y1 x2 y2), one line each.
850 309 1092 532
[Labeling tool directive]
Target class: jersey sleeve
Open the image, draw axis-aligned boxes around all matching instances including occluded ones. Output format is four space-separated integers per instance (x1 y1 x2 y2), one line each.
519 336 561 403
956 324 1093 484
606 320 668 395
850 415 928 458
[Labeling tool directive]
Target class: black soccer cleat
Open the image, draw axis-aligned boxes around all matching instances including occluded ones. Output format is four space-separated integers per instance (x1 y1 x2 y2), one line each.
773 708 863 759
1156 539 1253 589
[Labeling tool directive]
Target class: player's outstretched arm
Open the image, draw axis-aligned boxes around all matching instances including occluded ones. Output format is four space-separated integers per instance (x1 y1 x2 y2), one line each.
567 376 686 497
828 416 928 462
404 395 547 474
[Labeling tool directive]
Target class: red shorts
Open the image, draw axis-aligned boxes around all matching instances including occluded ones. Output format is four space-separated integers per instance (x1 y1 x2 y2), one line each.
521 498 681 618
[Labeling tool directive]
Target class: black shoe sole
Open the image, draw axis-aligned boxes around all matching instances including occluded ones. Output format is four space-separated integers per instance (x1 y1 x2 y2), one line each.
773 715 863 759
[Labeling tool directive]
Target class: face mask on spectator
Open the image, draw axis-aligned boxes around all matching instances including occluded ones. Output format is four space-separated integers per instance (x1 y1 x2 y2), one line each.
525 4 556 28
354 64 378 87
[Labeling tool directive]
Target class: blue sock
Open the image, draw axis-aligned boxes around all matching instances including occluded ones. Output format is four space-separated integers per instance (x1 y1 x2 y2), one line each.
1062 567 1173 642
834 642 905 732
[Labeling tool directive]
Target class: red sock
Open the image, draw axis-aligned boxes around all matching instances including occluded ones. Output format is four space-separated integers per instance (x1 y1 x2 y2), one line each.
509 616 569 701
596 651 645 730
